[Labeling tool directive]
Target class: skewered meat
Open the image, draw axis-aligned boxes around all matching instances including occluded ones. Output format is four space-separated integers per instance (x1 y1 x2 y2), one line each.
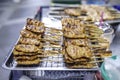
62 18 85 38
64 39 87 46
13 49 39 56
61 18 81 30
64 53 91 63
27 18 44 26
64 53 74 63
15 44 39 52
20 29 41 39
26 25 45 33
63 29 86 38
77 16 92 21
63 5 120 22
95 51 112 57
44 34 62 41
14 55 38 60
62 22 84 32
66 45 92 60
90 42 109 49
17 58 40 65
64 8 81 16
19 37 40 45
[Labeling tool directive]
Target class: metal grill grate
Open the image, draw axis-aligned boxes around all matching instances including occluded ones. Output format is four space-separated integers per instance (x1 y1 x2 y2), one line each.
38 54 99 70
41 54 65 67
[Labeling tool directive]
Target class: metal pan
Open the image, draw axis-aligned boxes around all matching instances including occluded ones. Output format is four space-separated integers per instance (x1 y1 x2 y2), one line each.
2 44 99 71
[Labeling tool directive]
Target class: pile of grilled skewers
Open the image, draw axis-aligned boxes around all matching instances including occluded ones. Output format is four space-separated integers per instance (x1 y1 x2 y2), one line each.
13 18 63 65
12 18 112 68
62 18 112 68
49 5 120 22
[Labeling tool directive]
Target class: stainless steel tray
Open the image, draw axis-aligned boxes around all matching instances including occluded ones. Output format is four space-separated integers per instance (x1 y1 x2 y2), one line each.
2 6 102 71
2 45 99 70
47 6 120 24
2 32 99 71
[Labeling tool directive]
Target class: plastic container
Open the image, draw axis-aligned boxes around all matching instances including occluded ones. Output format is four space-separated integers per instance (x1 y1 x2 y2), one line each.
95 22 114 44
100 56 120 80
102 28 114 44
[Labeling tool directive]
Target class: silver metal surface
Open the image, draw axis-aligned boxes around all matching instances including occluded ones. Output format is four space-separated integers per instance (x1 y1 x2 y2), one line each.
105 19 120 24
2 48 99 70
2 21 99 71
48 6 120 24
23 70 97 80
3 5 116 71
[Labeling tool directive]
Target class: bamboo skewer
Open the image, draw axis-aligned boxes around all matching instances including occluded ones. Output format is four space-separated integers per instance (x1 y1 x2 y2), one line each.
39 59 63 62
44 27 62 31
89 60 104 63
39 58 104 63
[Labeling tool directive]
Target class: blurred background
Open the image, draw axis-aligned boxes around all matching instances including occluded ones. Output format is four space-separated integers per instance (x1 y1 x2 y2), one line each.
0 0 120 80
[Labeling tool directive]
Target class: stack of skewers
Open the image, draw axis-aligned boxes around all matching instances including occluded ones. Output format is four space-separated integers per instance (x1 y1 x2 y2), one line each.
13 18 63 65
12 18 112 68
62 18 112 68
13 18 45 65
49 5 120 22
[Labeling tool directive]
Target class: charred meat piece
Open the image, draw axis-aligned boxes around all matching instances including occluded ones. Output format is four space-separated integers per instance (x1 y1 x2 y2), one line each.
15 44 39 53
26 25 45 33
90 42 109 50
19 37 40 45
13 49 40 56
64 50 91 64
20 29 41 39
61 18 82 31
64 53 74 63
63 22 84 32
27 18 44 26
66 45 92 60
62 18 85 38
95 50 112 58
63 30 86 38
43 34 62 41
17 58 40 65
64 8 81 16
77 16 92 21
14 55 38 60
65 39 87 46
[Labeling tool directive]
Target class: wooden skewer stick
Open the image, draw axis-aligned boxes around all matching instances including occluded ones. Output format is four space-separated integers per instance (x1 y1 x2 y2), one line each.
90 60 104 63
44 26 62 31
69 64 98 68
38 54 61 58
40 59 63 62
92 55 112 59
40 38 61 42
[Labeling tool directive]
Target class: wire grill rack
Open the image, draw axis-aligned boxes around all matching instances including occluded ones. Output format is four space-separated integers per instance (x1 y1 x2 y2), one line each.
3 50 99 71
2 26 99 70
